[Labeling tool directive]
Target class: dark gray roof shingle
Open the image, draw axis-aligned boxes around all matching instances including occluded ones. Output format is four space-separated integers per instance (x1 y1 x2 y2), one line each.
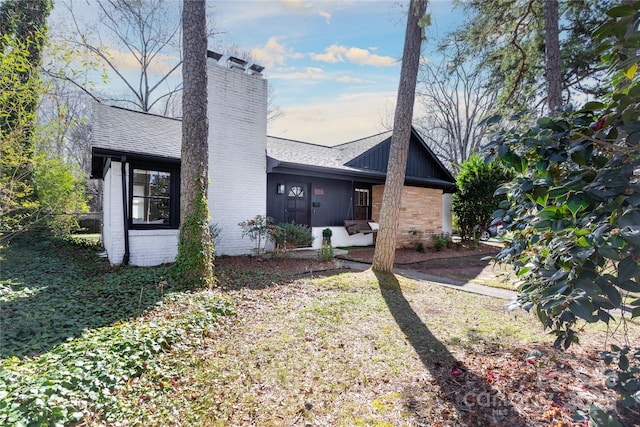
266 131 392 172
91 102 181 159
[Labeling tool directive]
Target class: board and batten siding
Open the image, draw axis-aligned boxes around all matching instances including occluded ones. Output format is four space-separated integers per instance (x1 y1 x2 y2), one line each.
207 59 268 256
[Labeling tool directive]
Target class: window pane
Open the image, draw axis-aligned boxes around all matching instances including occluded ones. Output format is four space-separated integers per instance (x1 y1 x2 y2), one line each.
149 171 170 197
132 168 172 225
288 186 304 197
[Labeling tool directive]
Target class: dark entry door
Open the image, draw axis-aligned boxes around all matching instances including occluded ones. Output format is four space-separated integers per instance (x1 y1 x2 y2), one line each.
285 182 310 225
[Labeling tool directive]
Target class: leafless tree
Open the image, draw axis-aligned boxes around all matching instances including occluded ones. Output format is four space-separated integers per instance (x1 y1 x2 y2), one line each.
416 52 497 173
51 0 217 115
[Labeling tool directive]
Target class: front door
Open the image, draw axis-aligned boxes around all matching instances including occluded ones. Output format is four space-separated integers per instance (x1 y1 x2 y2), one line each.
285 182 310 225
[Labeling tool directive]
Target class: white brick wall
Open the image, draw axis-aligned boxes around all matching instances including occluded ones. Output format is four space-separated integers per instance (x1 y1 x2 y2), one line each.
207 61 268 256
101 59 268 264
102 161 179 266
102 163 125 264
129 230 178 266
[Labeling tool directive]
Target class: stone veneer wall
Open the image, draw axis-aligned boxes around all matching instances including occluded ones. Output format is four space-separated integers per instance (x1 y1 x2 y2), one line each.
371 185 443 248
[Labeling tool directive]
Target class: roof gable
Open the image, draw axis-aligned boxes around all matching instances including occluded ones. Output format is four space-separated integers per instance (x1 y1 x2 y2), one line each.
267 127 455 187
344 128 455 183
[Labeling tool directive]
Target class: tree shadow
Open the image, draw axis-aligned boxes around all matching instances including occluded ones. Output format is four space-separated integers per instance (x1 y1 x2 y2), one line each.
374 271 526 426
0 234 172 359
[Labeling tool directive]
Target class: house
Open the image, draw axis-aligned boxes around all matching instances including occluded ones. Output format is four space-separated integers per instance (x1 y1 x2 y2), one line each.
90 51 456 267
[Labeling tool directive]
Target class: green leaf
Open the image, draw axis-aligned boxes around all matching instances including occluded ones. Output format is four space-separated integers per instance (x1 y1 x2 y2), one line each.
589 403 624 427
607 5 637 17
569 298 594 321
566 194 586 217
480 114 502 126
618 257 639 281
548 186 571 199
617 279 640 293
602 285 622 308
621 225 640 245
581 101 605 111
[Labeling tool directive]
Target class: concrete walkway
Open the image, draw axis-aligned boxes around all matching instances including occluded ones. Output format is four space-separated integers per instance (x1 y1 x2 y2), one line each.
288 248 518 301
338 259 518 301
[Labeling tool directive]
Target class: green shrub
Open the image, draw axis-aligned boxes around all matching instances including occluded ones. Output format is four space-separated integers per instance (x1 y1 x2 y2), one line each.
269 222 314 251
316 241 334 261
432 233 450 252
238 215 273 255
452 155 510 241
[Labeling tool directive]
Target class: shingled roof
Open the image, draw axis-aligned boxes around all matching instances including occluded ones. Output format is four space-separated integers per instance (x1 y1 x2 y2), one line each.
90 103 181 178
265 131 392 173
91 103 454 189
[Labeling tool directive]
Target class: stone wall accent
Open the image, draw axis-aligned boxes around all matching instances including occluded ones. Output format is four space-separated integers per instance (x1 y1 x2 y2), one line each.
372 185 443 248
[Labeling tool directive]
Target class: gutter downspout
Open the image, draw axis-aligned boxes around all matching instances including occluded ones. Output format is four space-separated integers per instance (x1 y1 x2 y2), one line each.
121 156 130 265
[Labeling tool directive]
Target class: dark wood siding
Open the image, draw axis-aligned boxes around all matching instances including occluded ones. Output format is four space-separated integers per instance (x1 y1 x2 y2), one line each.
267 174 372 227
346 134 450 181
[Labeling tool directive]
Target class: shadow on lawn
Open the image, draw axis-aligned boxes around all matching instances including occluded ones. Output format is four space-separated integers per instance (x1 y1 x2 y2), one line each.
374 271 525 427
0 234 170 359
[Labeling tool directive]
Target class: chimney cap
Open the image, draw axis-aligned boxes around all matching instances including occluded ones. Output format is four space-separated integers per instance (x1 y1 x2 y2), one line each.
249 64 265 75
228 56 248 69
207 50 223 61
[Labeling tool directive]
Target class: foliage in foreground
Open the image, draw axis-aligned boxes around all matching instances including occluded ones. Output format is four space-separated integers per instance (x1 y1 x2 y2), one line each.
0 234 233 425
484 3 640 419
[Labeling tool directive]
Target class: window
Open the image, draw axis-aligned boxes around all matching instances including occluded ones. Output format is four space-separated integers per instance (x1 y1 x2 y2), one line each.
354 188 370 220
129 164 179 229
288 185 304 197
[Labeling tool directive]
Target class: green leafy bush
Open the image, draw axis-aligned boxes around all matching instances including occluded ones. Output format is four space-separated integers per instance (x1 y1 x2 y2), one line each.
432 232 450 252
452 155 510 241
316 241 334 261
482 4 640 422
238 215 273 255
269 222 314 251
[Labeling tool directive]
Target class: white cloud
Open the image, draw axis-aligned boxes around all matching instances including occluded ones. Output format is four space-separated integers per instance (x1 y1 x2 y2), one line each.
336 76 364 84
271 66 327 81
310 44 397 67
318 10 332 24
250 36 303 69
268 91 400 145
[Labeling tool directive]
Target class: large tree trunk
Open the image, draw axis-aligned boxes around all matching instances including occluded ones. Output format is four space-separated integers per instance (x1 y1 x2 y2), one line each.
372 0 427 273
173 0 214 287
544 0 561 112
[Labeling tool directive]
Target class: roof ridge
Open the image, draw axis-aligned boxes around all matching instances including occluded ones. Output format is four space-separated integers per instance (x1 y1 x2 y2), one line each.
267 135 334 148
332 129 392 148
95 102 182 123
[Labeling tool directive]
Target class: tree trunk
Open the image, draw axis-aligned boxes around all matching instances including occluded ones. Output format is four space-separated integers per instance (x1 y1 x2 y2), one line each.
544 0 562 113
372 0 427 273
173 0 214 287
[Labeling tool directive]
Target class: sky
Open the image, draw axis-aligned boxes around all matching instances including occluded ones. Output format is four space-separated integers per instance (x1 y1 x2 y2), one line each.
212 0 466 145
49 0 468 146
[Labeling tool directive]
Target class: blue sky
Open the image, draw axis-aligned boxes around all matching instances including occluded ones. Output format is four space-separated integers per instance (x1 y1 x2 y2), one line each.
212 0 465 144
50 0 466 145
